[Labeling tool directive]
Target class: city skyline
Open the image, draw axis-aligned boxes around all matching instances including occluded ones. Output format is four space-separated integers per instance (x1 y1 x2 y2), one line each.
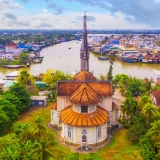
0 0 160 29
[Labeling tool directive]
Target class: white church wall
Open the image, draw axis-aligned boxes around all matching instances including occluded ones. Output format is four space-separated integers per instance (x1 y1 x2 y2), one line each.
98 97 112 111
61 123 107 145
51 109 60 125
57 96 72 112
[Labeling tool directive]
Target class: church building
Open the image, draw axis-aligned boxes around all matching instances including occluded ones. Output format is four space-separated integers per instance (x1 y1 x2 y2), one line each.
51 13 119 147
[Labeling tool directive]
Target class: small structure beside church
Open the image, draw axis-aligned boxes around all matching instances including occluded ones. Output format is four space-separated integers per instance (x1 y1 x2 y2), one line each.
51 13 119 147
31 96 47 107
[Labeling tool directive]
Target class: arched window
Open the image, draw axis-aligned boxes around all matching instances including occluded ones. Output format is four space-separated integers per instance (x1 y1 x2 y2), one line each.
82 135 87 142
68 127 71 138
97 127 101 139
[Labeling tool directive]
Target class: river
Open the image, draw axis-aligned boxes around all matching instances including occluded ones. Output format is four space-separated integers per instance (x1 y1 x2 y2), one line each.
0 40 160 79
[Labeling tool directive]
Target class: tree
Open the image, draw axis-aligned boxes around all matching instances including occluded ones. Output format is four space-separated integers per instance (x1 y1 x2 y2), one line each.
148 120 160 153
32 116 46 139
142 103 157 128
30 138 54 160
19 52 30 64
107 53 116 81
138 94 152 109
16 70 35 86
0 59 9 67
0 109 9 136
0 99 19 121
8 83 32 112
42 70 54 86
127 116 146 142
120 96 138 122
139 134 156 160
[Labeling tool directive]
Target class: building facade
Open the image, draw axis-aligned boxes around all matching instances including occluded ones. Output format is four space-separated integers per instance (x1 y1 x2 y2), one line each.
51 13 119 147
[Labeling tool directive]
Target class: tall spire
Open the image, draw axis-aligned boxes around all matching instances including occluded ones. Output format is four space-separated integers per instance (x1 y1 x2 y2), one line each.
80 11 89 71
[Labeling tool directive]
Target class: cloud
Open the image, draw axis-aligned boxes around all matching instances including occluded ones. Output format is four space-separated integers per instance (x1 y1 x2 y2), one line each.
64 0 160 27
71 20 80 25
21 0 50 2
0 0 22 9
42 9 48 12
47 3 66 15
75 15 96 22
36 23 53 28
3 13 17 20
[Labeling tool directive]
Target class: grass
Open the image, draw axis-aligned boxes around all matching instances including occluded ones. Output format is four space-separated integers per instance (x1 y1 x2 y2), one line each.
19 104 142 160
19 103 72 158
97 129 142 160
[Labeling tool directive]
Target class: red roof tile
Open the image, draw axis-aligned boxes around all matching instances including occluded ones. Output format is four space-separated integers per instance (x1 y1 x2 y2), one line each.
74 71 96 81
69 83 100 105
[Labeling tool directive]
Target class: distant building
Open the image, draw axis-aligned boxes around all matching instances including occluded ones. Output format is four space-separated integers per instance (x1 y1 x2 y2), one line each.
0 52 15 60
151 70 160 84
150 90 160 107
5 71 19 80
5 43 22 54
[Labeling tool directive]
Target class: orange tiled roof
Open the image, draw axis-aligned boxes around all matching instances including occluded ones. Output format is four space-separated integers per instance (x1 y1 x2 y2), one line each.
69 83 100 105
58 81 111 97
74 71 96 81
51 102 57 110
60 105 109 127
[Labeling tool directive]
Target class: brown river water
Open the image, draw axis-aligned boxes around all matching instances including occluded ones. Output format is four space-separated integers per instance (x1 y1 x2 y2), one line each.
0 40 160 79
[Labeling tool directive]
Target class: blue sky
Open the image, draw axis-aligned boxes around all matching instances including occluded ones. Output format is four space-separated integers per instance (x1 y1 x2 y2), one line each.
0 0 160 29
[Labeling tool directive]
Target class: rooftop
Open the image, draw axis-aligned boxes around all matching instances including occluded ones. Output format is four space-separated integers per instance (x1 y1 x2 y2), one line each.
60 105 109 127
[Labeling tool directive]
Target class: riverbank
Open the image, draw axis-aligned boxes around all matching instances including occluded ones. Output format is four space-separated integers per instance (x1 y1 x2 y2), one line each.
1 40 160 79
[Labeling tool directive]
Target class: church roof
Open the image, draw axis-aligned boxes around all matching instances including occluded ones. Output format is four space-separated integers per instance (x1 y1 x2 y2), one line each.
69 83 100 105
60 105 109 127
58 81 112 97
51 102 57 110
74 71 96 81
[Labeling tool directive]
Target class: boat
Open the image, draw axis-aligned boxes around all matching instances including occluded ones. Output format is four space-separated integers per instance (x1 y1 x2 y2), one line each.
98 56 109 60
4 65 25 68
68 47 71 49
32 60 41 63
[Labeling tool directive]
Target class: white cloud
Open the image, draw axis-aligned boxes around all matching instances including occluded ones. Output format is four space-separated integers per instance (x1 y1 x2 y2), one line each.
42 9 48 12
0 12 151 29
0 0 23 10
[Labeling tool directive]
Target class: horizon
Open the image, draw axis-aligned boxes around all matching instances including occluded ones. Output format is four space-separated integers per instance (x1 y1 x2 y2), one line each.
1 0 160 29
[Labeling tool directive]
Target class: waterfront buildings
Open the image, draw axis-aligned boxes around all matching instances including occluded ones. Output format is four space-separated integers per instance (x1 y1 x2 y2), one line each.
50 13 119 147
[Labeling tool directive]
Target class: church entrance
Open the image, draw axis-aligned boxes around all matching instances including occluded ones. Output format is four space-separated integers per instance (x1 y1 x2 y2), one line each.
82 135 87 142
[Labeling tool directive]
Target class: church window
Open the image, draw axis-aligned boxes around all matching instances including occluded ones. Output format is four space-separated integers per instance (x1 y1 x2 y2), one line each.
68 127 71 138
82 135 87 142
82 129 87 135
81 106 88 113
97 127 101 139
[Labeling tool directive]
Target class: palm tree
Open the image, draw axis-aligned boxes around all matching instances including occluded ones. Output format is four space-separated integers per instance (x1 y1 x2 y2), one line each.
142 103 157 128
32 116 46 139
120 96 138 122
148 120 160 148
138 95 152 110
30 138 54 160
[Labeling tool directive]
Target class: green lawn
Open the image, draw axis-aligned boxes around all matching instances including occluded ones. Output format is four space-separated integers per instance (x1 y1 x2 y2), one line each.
19 104 142 160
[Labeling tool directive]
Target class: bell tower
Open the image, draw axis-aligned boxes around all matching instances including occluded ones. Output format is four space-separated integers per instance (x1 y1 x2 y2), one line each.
80 12 89 71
